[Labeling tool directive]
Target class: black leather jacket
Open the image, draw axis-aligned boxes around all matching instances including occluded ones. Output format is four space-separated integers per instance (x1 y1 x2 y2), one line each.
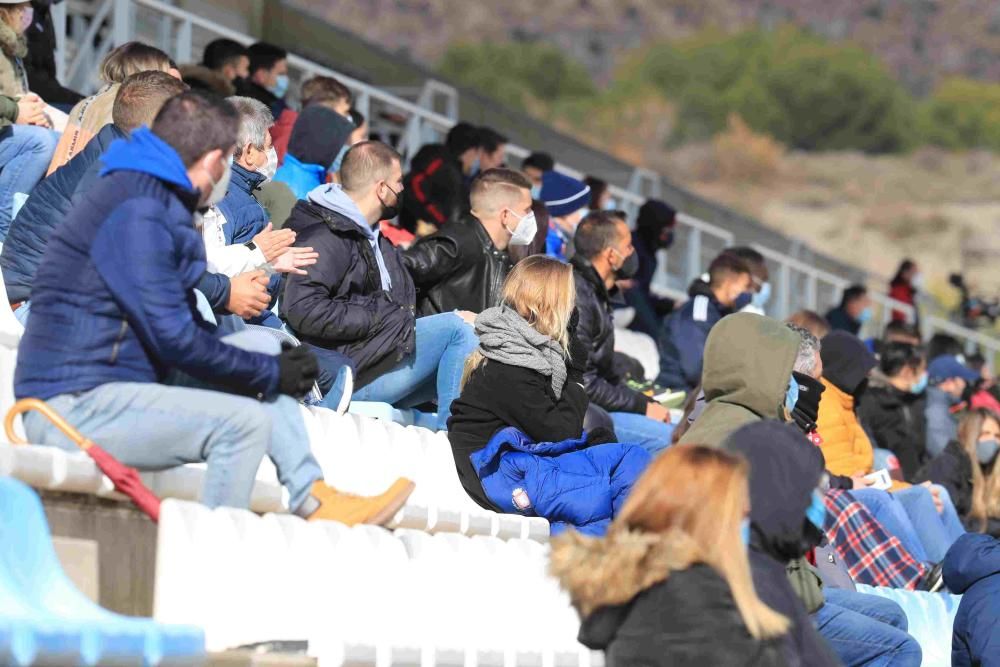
571 256 649 414
402 215 512 316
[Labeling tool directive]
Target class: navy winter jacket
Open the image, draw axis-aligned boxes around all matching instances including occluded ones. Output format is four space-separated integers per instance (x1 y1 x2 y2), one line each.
14 128 279 401
944 533 1000 667
216 161 268 245
281 198 416 389
1 123 125 303
656 281 728 390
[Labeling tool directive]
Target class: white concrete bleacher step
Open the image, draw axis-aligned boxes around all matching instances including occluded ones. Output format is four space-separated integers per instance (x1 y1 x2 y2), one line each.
154 499 598 667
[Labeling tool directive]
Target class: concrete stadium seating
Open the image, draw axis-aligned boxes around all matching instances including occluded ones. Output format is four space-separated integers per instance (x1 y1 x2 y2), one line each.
854 585 960 667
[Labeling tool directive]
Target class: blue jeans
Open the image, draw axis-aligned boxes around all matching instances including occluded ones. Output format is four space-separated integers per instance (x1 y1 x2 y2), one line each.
22 331 323 512
814 588 922 667
853 485 966 563
352 312 478 431
609 412 674 455
0 125 58 240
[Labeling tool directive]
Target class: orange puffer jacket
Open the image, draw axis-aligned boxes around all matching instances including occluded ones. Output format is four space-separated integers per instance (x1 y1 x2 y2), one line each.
816 377 875 476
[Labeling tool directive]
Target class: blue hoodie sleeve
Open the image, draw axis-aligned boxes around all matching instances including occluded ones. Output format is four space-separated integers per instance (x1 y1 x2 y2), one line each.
90 198 280 398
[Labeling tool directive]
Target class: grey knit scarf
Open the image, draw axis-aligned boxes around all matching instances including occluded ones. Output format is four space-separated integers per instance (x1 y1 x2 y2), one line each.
475 305 568 399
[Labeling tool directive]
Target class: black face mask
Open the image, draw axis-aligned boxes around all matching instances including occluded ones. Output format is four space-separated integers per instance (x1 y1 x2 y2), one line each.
791 371 826 433
614 249 639 280
379 184 403 220
659 229 675 250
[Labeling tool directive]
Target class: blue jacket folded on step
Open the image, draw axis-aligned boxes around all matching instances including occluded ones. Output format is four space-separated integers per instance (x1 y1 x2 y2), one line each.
469 426 651 537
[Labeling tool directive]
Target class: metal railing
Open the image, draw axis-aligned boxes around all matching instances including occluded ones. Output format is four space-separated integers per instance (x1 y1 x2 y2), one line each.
53 0 1000 361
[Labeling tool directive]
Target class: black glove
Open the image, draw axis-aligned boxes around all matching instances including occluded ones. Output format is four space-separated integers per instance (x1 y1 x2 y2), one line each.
277 344 319 398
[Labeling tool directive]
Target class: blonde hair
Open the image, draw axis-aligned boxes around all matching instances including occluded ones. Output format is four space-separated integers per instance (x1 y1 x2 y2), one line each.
958 408 1000 530
100 42 173 84
0 3 30 32
615 446 790 640
462 256 575 387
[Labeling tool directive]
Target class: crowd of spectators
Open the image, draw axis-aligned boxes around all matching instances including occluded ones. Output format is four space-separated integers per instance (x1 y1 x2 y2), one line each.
0 23 998 667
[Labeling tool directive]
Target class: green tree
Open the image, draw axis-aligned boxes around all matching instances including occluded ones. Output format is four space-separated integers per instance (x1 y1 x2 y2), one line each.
919 78 1000 150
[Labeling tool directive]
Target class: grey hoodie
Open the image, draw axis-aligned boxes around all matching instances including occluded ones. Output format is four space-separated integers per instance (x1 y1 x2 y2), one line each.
308 183 392 291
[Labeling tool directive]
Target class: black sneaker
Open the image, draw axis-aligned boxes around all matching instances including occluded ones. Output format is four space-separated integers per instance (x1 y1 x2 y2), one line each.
918 562 946 593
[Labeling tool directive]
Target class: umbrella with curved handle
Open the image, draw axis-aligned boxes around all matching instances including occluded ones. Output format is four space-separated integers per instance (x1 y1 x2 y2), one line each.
4 398 160 522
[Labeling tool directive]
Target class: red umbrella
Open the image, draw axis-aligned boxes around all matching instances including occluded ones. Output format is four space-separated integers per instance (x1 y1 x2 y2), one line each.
5 398 160 522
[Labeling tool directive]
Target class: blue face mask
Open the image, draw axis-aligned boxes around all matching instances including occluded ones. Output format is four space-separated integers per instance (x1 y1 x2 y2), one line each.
805 490 826 531
857 306 873 324
469 156 481 177
785 374 800 414
733 291 754 311
530 184 541 200
329 144 349 174
602 197 619 211
752 282 772 310
911 372 928 395
977 438 1000 465
269 73 289 99
740 518 752 546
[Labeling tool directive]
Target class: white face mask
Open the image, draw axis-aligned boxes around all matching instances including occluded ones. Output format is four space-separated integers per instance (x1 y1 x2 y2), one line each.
259 147 278 182
504 208 537 246
204 155 233 207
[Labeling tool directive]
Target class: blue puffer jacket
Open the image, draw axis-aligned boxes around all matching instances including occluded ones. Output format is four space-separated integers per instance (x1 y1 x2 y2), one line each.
656 280 727 390
216 161 268 245
1 124 125 303
468 426 651 536
944 533 1000 667
15 128 280 401
273 153 327 201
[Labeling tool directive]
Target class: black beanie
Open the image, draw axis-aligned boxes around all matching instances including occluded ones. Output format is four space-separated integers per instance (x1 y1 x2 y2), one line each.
636 199 676 247
821 331 877 396
287 105 354 168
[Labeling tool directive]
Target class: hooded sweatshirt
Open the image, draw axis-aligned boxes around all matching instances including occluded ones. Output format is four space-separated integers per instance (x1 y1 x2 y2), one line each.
308 183 392 291
550 529 787 667
725 422 840 667
942 533 1000 666
679 313 800 448
274 106 354 200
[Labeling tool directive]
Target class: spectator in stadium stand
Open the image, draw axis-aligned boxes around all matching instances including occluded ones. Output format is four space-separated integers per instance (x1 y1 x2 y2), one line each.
2 71 187 308
583 176 613 211
520 151 553 198
883 321 921 346
176 64 235 97
927 333 963 363
202 38 249 86
24 0 82 107
272 104 353 200
622 198 677 338
726 422 920 667
825 284 872 337
477 126 507 172
924 354 980 458
858 342 934 481
540 170 590 261
656 253 753 391
199 96 318 333
235 42 289 118
552 445 791 667
888 259 921 325
507 199 549 264
943 533 1000 667
402 168 529 316
447 256 650 534
728 247 771 315
399 121 482 236
0 92 52 241
787 309 831 340
13 91 415 523
570 211 674 454
270 74 353 166
281 141 478 430
918 408 1000 538
49 41 175 174
818 331 964 571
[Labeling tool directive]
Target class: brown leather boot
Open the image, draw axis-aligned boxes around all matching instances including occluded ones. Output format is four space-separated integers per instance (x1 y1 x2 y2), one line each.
295 478 415 526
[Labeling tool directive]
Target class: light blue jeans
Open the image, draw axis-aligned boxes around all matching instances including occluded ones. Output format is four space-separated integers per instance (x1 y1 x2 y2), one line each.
814 588 922 667
0 125 58 240
22 331 323 512
609 412 674 455
853 485 966 563
352 312 478 431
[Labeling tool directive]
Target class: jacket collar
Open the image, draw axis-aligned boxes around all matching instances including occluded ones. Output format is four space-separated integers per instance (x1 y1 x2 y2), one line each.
0 21 26 59
465 213 503 253
228 161 266 196
300 200 371 238
571 255 612 301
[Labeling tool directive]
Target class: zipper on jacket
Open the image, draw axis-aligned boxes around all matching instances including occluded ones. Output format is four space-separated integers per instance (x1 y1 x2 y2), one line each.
109 318 128 365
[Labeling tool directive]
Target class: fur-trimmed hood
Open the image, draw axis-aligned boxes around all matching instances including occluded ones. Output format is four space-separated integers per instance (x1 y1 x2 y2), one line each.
549 528 700 618
0 21 26 59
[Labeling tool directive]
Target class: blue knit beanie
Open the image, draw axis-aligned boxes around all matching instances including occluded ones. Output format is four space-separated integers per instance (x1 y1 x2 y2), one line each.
540 171 591 218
